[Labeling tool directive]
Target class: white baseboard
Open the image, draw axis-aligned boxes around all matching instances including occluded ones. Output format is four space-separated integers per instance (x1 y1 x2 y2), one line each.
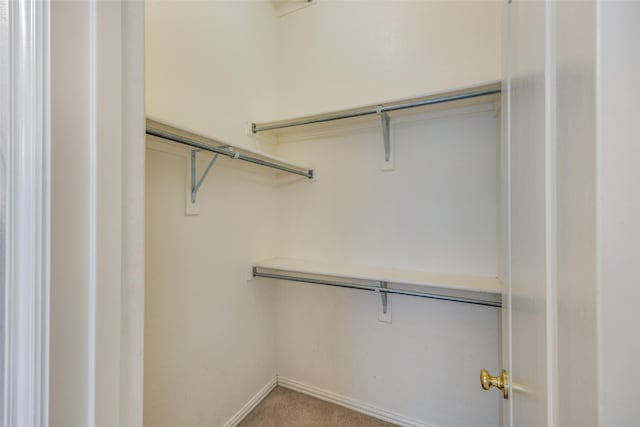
276 376 441 427
222 377 277 427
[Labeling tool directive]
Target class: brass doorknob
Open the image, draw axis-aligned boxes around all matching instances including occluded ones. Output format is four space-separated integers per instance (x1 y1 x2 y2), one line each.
480 369 509 399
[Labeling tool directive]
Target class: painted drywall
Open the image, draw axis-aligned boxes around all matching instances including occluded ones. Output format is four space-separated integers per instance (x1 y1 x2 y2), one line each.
144 142 280 427
144 2 281 426
145 0 281 149
271 3 502 424
145 1 503 427
597 2 640 425
274 0 502 118
273 105 500 427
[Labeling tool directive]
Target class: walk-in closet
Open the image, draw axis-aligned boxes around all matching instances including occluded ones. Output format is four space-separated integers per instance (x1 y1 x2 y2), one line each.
144 1 504 426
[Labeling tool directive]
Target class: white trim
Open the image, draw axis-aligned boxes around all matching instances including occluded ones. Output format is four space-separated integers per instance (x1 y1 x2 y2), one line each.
2 0 50 426
86 0 98 425
276 377 441 427
504 0 513 424
119 1 146 426
544 2 558 427
222 378 277 427
594 2 604 425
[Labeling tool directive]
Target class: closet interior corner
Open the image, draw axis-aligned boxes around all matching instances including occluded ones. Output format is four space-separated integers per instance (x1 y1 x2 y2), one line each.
144 1 505 427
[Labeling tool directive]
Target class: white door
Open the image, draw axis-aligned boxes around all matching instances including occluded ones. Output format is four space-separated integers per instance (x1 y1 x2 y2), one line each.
497 1 637 426
499 0 555 425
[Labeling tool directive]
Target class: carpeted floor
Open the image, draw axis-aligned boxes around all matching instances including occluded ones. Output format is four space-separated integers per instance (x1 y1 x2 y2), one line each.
238 386 398 427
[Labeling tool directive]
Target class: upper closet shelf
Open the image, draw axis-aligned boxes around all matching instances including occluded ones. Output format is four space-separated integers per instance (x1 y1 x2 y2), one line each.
146 118 313 203
252 82 501 133
251 82 501 166
253 257 502 309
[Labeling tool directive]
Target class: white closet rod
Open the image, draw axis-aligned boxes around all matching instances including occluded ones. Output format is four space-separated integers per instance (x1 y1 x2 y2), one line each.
146 120 314 179
252 83 501 133
253 268 502 308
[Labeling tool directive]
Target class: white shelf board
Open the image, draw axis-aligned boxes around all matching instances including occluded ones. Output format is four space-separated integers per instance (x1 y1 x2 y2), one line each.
253 257 501 297
146 116 311 174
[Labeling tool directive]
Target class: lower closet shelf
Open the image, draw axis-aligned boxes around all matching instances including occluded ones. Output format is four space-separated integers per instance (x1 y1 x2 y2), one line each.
252 258 502 308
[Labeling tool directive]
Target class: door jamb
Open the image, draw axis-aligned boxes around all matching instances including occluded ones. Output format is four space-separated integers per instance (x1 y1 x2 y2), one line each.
2 0 51 426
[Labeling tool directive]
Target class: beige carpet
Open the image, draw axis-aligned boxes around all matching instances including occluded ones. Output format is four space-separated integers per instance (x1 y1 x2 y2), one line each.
238 386 398 427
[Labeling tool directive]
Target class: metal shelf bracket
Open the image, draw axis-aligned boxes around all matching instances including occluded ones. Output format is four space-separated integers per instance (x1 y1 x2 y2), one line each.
191 149 227 203
377 107 391 163
377 280 389 314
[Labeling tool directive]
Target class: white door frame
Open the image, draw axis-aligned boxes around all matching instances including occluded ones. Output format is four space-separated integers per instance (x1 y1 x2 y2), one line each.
2 1 145 426
1 1 51 427
46 0 145 426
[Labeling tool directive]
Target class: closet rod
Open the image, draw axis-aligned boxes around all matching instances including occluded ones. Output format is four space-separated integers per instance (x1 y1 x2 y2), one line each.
146 126 314 179
252 85 501 133
252 269 502 308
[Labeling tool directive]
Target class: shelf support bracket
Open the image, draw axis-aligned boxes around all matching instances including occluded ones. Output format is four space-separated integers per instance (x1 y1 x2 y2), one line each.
377 106 391 162
377 281 389 314
190 149 224 203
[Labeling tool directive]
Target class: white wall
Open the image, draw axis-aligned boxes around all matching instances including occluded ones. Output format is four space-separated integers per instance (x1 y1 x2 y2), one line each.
275 0 502 118
144 142 280 427
271 3 502 426
273 105 501 427
144 2 281 426
145 0 281 149
145 2 503 427
275 107 498 275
